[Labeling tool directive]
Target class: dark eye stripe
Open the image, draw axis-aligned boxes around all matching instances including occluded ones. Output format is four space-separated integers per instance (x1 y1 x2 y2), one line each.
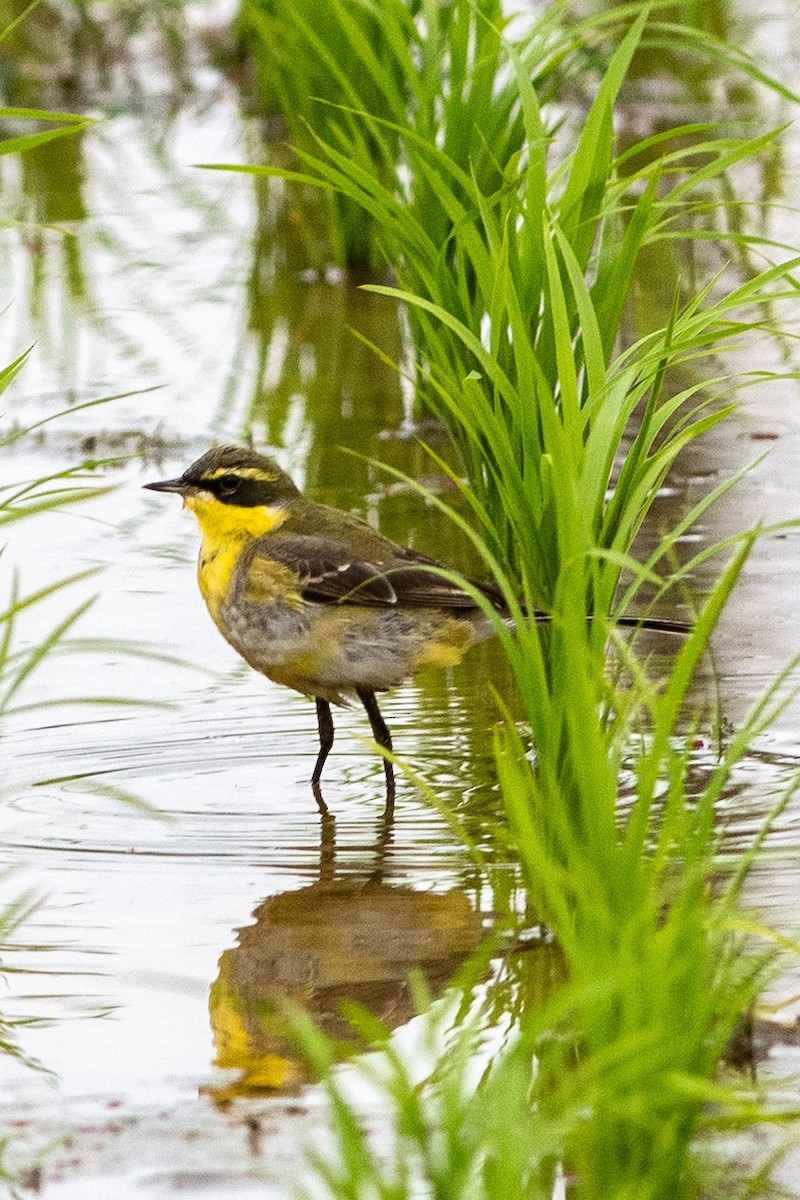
194 473 239 497
195 473 277 508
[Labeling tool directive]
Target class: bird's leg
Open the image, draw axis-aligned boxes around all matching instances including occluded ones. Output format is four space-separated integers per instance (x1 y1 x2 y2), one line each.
357 687 395 810
311 697 335 814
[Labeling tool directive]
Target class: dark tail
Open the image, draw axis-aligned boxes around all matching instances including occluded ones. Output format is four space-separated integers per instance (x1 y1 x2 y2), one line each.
474 580 691 635
531 609 691 635
612 614 692 635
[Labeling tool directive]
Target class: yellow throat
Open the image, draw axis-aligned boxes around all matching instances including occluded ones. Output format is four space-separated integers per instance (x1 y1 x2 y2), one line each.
185 493 289 617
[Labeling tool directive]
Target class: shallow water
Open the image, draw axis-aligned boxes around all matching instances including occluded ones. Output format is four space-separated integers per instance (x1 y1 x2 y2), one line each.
1 1 800 1194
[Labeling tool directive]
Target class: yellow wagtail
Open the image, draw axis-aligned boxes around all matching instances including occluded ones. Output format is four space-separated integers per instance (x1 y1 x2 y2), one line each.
145 445 686 808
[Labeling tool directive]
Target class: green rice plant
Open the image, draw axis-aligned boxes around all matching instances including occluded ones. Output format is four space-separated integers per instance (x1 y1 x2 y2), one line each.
237 0 407 142
236 0 524 269
291 987 574 1200
233 0 794 272
216 10 798 611
236 0 686 269
489 547 797 1197
311 341 797 1196
362 256 800 1198
280 524 800 1200
220 5 800 1194
278 281 798 1194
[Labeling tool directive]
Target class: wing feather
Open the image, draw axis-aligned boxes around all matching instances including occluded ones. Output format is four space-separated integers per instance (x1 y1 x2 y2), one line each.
246 535 505 610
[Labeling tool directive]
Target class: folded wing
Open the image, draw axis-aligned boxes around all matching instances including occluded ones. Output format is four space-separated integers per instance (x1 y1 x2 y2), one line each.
246 535 506 610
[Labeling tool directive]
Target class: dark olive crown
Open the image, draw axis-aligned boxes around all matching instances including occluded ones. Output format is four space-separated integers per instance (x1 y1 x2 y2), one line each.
181 445 301 507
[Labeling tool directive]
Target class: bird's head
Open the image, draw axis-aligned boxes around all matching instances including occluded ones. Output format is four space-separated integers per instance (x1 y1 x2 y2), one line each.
144 445 301 539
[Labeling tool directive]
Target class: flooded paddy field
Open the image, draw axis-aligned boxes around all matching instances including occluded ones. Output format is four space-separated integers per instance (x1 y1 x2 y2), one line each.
1 1 800 1196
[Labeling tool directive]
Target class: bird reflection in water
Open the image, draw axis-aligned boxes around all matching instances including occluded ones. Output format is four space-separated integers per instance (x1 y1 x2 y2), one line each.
206 810 485 1102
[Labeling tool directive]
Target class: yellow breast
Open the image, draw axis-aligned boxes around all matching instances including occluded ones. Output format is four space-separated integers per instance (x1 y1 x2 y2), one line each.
185 493 289 620
197 538 242 622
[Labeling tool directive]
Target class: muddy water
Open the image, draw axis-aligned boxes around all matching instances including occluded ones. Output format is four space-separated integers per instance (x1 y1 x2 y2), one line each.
0 3 799 1195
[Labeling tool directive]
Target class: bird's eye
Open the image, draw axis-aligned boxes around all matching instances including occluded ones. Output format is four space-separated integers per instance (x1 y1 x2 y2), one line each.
217 474 240 496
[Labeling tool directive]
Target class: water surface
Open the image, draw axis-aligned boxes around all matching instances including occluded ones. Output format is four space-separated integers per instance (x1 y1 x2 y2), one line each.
1 3 800 1194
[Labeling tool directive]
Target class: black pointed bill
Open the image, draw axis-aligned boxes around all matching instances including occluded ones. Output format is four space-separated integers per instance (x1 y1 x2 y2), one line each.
143 477 189 494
